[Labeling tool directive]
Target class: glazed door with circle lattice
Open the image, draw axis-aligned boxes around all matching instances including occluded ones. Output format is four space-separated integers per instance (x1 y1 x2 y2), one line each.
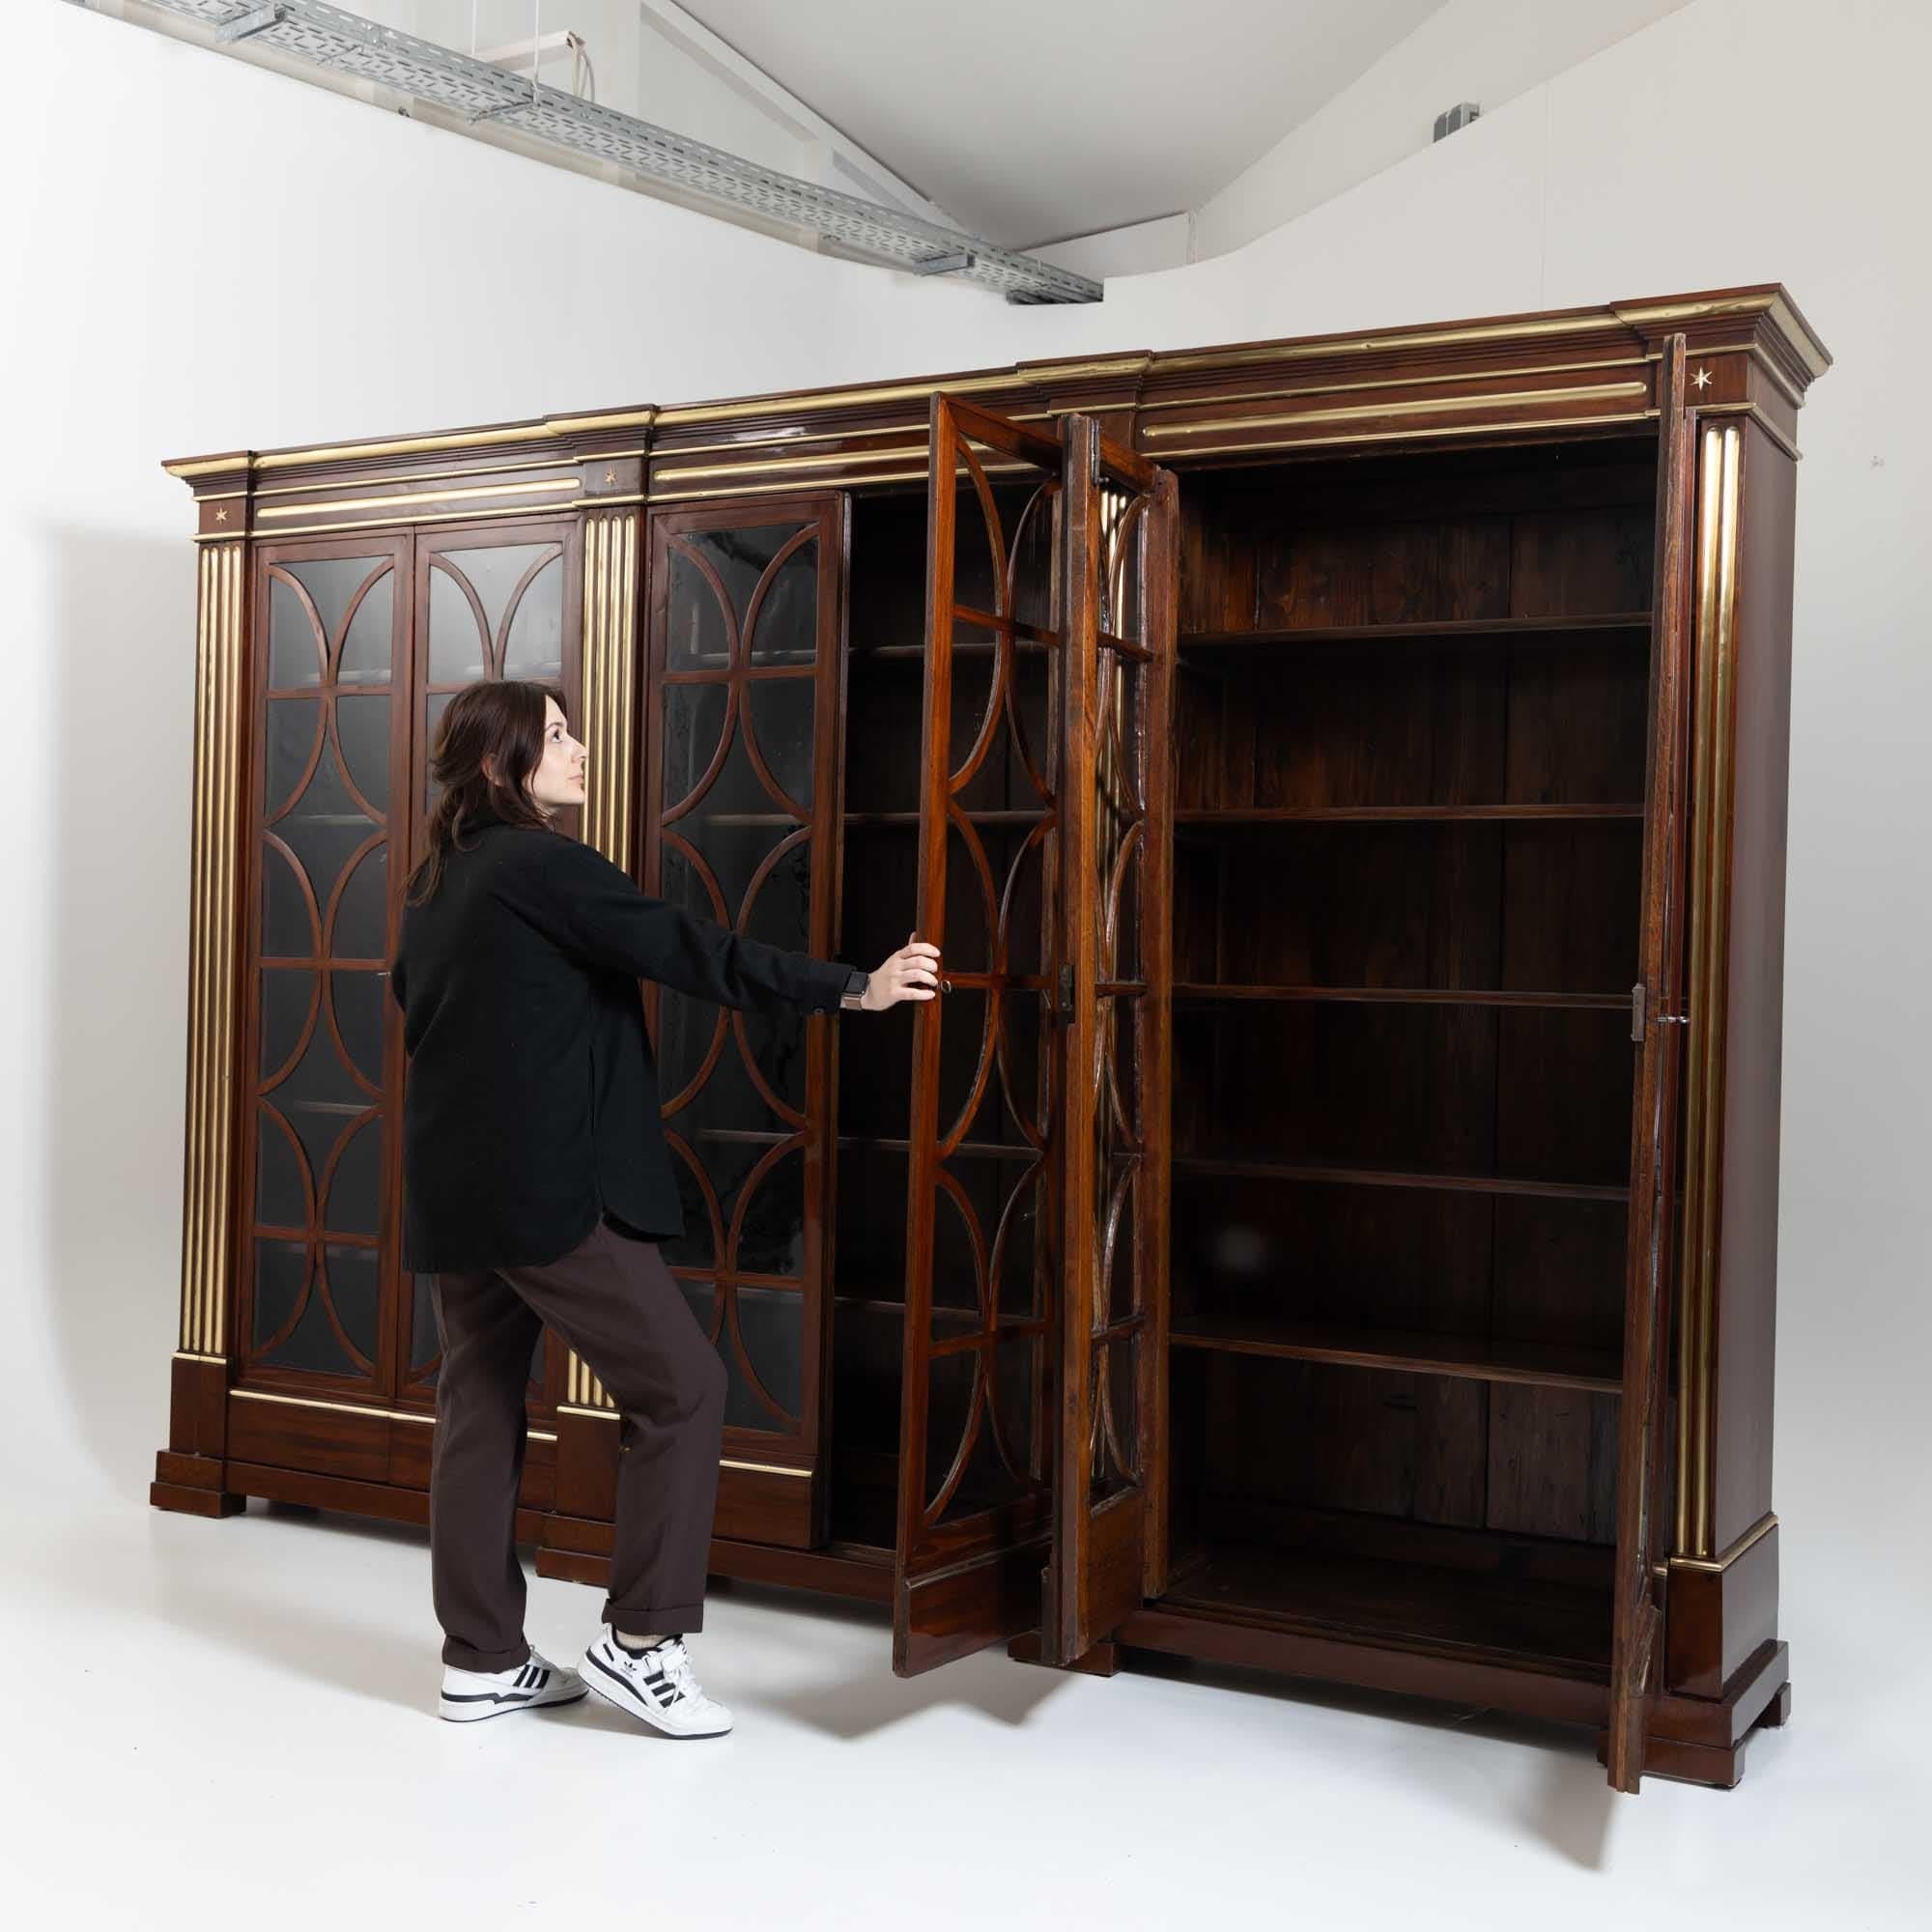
1047 416 1178 1665
242 536 413 1397
643 497 847 1549
395 521 581 1416
893 396 1073 1674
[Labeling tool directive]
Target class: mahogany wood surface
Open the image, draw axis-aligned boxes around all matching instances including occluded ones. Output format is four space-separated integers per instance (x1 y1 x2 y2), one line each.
157 286 1823 1796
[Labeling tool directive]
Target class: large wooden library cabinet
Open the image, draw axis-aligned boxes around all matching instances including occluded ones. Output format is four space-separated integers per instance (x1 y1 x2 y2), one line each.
154 284 1827 1791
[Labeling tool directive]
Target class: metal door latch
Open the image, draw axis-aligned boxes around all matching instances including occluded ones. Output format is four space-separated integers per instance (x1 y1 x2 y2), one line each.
1630 982 1690 1041
1059 963 1075 1017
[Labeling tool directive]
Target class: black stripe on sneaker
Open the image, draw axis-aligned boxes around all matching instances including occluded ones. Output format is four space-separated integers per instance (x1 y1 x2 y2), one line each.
443 1689 536 1705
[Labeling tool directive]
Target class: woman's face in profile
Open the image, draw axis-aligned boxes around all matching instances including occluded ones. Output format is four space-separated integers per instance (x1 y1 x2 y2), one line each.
528 696 588 814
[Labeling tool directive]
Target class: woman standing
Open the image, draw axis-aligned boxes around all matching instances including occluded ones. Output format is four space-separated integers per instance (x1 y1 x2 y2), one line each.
389 680 937 1737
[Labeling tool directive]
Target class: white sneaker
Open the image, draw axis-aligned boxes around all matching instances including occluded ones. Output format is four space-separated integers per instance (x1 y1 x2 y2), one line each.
438 1647 587 1722
582 1625 733 1738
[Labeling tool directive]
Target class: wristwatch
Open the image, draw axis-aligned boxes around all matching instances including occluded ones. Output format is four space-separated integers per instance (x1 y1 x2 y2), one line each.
839 968 869 1012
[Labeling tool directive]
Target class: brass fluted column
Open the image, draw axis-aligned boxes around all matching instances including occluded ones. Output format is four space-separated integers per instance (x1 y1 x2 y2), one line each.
565 508 641 1415
1673 422 1743 1558
177 539 249 1364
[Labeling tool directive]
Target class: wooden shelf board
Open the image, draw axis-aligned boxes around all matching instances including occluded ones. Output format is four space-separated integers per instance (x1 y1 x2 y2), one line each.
1175 804 1645 825
1178 612 1653 651
1155 1541 1612 1676
1169 1315 1621 1393
1173 984 1627 1009
1170 1156 1628 1203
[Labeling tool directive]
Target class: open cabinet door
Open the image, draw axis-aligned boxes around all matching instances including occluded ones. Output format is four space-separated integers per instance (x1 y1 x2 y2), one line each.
1047 417 1178 1664
1606 336 1699 1791
895 396 1066 1673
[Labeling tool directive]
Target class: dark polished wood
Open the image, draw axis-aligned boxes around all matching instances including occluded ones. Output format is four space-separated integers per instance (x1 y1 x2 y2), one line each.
158 286 1823 1796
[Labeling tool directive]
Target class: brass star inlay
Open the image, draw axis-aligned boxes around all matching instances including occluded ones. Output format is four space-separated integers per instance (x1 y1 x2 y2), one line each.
604 468 617 485
1691 366 1713 391
213 505 228 523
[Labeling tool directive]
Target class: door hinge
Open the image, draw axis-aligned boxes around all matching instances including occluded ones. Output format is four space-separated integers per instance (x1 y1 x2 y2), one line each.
1059 962 1075 1017
1088 426 1102 487
1630 982 1689 1041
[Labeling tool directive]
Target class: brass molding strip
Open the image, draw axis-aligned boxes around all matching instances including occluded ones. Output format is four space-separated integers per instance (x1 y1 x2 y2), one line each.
1154 310 1629 375
546 407 660 435
254 422 563 471
173 1350 228 1364
1668 1512 1777 1575
1615 292 1830 379
655 444 928 486
179 540 245 1357
196 499 584 543
721 1458 811 1478
1144 380 1649 440
566 508 642 1418
558 1401 619 1418
1134 354 1656 416
257 477 581 521
1140 410 1659 464
648 469 927 504
1674 421 1744 1559
229 1385 556 1440
251 455 583 499
654 406 1060 464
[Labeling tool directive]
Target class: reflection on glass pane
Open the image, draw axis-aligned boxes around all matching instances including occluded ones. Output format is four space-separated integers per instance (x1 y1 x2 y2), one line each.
330 840 388 961
665 1140 716 1270
424 691 455 811
739 1002 810 1118
255 1111 309 1230
269 578 326 690
745 677 815 809
732 1147 805 1277
324 1243 382 1363
266 1285 355 1375
1105 1156 1138 1326
676 1275 719 1347
923 1346 977 1514
252 1237 308 1351
656 985 726 1107
440 545 553 660
429 563 488 682
335 695 391 814
324 1115 384 1236
660 682 728 811
692 525 799 626
411 1271 441 1372
270 1019 372 1184
262 838 317 961
330 968 385 1090
1009 480 1059 634
727 1284 804 1433
747 536 817 665
337 568 395 686
266 698 323 819
666 545 732 671
288 557 387 667
742 837 811 957
997 991 1047 1146
946 629 1000 785
992 1334 1041 1498
952 480 1001 616
503 552 564 678
278 745 376 952
929 1169 983 1321
663 808 785 932
995 1166 1045 1318
259 967 316 1078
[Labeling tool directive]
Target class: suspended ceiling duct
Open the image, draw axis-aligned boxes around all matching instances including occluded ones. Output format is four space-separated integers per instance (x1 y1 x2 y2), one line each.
85 0 1104 305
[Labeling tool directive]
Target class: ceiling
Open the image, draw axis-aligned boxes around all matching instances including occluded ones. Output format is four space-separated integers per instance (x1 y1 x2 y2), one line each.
676 0 1449 248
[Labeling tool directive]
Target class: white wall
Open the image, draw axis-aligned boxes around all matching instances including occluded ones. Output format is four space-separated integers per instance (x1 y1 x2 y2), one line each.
6 2 1927 1654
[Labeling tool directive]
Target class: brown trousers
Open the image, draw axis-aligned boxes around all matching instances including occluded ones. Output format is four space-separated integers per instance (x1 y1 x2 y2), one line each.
429 1214 726 1671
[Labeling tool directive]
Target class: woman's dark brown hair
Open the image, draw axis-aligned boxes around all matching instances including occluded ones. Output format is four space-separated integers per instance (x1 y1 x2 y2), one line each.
406 679 564 904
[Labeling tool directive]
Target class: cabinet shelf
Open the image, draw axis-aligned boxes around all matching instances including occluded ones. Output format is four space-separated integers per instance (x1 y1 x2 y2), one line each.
1173 984 1628 1010
1175 804 1645 826
1178 612 1652 652
1171 1155 1628 1203
1170 1314 1621 1393
1155 1540 1612 1676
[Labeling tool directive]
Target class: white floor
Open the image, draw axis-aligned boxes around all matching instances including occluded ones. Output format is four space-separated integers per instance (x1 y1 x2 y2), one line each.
5 1485 1922 1931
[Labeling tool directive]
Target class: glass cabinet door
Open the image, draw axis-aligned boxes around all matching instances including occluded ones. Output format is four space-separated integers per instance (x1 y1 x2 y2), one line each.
644 497 846 1548
396 521 580 1416
242 537 411 1393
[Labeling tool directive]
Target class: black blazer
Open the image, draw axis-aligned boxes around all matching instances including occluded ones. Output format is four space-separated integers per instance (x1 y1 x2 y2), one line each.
388 808 856 1273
